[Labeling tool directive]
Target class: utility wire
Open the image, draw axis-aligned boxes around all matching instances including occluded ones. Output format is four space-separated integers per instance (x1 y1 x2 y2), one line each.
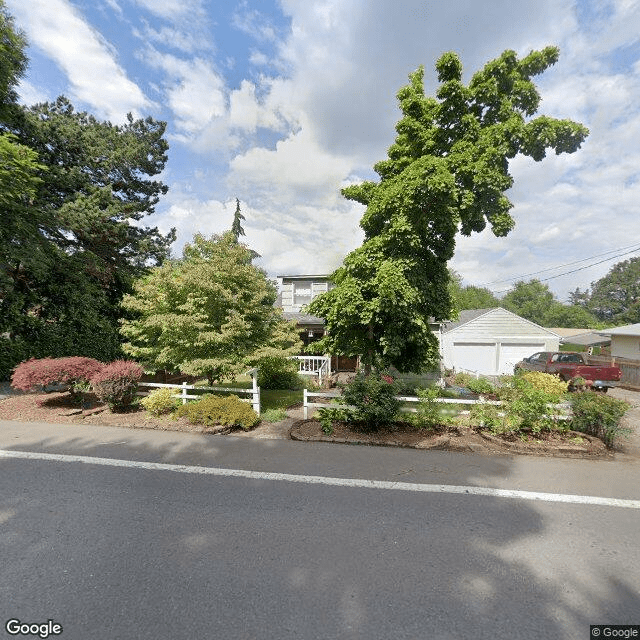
491 246 640 295
478 242 640 287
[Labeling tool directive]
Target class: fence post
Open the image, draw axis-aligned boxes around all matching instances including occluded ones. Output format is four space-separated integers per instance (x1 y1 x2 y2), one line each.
304 388 308 420
182 381 188 405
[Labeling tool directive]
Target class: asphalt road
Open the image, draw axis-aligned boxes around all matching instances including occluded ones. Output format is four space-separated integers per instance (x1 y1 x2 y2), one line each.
1 421 640 640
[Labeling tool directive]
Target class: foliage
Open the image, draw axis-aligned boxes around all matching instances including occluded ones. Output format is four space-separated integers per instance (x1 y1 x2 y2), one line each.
90 360 143 411
317 406 355 435
571 257 640 325
121 232 302 384
308 47 587 373
465 377 496 395
503 279 598 327
469 402 503 431
452 372 473 386
448 270 499 311
569 392 631 448
257 356 303 390
260 408 288 423
11 357 105 396
1 5 175 377
498 375 565 434
341 371 400 430
410 388 453 430
517 370 568 400
140 387 181 416
175 394 260 430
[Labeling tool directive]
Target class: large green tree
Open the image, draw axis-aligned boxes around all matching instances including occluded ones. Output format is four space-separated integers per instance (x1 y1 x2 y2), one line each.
571 257 640 325
448 269 500 312
120 232 301 384
308 47 588 373
0 3 176 377
502 279 598 327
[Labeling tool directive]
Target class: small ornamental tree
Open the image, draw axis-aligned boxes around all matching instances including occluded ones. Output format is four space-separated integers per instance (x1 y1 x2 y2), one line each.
308 47 588 375
11 357 105 396
90 360 143 411
120 232 301 384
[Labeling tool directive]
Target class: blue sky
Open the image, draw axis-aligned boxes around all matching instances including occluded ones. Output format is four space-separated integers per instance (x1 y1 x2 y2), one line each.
6 0 640 301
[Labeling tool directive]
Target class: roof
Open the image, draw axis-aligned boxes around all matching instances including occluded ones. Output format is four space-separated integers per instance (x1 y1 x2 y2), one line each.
559 332 611 346
600 323 640 337
282 312 325 326
442 307 559 335
277 274 331 280
547 327 593 338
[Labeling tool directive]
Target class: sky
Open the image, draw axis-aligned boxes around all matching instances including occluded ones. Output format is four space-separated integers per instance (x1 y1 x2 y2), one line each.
6 0 640 302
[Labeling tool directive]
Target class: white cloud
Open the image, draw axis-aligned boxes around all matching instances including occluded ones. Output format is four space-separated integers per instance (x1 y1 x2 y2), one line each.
6 0 150 121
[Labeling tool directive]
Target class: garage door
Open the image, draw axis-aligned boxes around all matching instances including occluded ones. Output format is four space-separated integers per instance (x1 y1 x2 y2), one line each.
498 343 546 375
452 342 496 375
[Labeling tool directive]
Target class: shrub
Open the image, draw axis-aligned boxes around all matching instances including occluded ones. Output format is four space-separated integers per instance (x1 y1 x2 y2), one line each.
11 357 105 399
90 360 143 411
410 388 453 430
175 394 260 430
342 371 400 430
465 377 495 396
257 356 303 390
570 392 631 448
141 387 181 416
316 406 355 434
453 372 473 386
502 375 565 434
518 371 568 400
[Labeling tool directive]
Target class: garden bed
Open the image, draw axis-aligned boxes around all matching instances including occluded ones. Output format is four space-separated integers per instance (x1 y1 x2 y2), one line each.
290 419 610 458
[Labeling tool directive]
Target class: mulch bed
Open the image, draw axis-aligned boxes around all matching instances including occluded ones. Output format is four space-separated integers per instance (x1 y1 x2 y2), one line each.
290 419 610 458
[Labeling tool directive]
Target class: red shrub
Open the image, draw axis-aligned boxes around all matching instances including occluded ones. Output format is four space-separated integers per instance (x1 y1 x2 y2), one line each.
11 357 105 392
90 360 143 411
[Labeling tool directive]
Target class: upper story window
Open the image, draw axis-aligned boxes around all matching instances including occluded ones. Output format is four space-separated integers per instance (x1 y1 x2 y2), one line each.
293 281 313 306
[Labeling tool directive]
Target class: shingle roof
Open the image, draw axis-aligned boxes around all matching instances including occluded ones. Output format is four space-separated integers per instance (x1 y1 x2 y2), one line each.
282 312 325 326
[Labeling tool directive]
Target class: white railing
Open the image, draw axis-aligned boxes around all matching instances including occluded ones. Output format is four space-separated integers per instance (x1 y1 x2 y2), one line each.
303 389 569 421
289 356 331 385
138 368 260 414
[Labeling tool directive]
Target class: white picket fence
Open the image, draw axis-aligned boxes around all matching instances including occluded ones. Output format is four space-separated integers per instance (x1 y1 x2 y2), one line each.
303 389 569 421
138 368 260 414
289 356 331 385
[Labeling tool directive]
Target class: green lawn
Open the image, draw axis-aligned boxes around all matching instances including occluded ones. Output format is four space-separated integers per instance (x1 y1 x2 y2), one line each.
192 377 304 412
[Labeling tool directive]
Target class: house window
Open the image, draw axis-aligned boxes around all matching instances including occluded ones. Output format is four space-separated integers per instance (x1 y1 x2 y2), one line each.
293 281 313 306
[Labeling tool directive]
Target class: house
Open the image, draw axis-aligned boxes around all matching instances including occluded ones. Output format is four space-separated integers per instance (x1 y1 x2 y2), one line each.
276 274 334 347
547 328 611 351
439 308 560 376
600 323 640 360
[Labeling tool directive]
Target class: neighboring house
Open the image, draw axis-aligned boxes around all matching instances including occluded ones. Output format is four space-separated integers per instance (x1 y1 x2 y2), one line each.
600 323 640 360
276 274 334 347
440 308 560 376
547 328 611 350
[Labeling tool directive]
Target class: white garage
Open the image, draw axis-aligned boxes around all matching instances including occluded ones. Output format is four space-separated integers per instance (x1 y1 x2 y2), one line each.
439 308 560 376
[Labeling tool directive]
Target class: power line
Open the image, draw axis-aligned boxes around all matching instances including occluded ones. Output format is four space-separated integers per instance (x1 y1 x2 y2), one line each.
491 246 640 295
478 242 640 287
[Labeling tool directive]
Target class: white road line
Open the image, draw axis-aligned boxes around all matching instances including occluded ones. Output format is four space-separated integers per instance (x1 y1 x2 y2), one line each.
1 449 639 510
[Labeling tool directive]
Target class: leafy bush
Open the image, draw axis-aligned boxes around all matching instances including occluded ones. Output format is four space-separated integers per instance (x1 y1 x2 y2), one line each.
316 406 354 434
260 408 287 423
453 372 473 386
518 371 568 400
11 357 105 399
410 388 453 430
465 377 495 395
342 371 400 430
502 375 565 434
90 360 143 411
175 394 260 430
257 356 303 390
469 402 504 432
141 387 181 416
569 392 631 448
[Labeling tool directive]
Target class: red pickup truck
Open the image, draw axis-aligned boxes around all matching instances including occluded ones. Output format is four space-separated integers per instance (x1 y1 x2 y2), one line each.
514 352 622 391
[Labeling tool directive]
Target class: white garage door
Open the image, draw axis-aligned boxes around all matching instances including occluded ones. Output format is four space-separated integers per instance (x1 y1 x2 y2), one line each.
499 343 546 375
452 342 496 375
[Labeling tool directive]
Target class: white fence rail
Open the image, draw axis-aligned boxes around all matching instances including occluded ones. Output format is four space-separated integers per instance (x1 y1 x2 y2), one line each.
289 356 331 385
138 368 260 414
303 389 569 421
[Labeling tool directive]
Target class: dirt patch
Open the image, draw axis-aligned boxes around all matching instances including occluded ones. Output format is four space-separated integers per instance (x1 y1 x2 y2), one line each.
290 419 610 458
